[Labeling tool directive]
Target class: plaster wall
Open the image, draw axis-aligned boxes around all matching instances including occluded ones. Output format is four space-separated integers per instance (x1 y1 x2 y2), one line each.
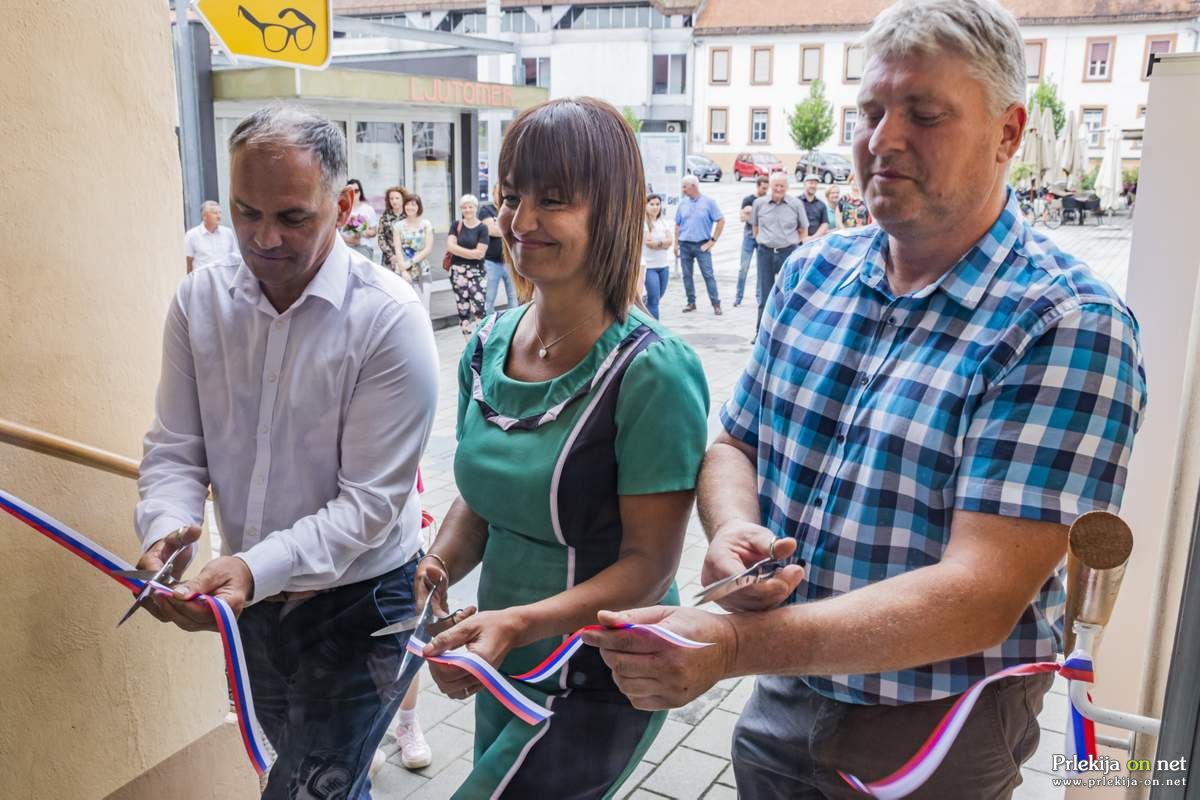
0 3 255 797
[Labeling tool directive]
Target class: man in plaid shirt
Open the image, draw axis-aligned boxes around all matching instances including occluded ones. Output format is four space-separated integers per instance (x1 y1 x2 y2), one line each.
587 0 1146 796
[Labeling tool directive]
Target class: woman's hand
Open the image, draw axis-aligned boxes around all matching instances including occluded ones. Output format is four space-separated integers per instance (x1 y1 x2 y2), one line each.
389 254 400 268
423 608 527 700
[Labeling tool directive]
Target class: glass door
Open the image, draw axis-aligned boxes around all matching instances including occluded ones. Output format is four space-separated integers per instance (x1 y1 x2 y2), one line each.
411 121 456 235
351 121 406 215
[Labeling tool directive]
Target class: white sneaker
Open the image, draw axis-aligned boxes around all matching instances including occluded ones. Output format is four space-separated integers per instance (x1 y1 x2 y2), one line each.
369 748 387 777
396 719 433 770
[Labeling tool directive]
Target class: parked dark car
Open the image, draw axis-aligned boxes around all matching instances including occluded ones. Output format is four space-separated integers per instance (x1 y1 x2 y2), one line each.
687 154 723 182
794 151 853 184
733 152 786 181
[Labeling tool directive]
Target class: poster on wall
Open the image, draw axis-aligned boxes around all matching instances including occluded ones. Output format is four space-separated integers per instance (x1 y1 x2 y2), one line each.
415 159 453 233
639 132 685 215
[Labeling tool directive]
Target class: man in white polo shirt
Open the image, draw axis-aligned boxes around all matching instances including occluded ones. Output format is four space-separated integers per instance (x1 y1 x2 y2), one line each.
183 200 239 273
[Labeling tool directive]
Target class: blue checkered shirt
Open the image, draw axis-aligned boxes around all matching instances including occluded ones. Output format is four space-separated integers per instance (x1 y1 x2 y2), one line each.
720 191 1146 705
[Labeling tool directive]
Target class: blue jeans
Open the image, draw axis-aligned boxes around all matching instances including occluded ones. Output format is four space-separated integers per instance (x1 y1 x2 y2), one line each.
679 241 721 307
484 259 516 315
240 558 419 800
756 243 798 331
644 266 670 319
737 236 757 305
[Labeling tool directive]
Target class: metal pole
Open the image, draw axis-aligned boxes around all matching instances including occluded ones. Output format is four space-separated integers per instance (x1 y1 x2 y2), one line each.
174 1 204 229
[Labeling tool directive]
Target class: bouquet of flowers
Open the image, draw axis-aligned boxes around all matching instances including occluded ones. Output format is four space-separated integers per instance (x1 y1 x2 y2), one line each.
342 214 368 237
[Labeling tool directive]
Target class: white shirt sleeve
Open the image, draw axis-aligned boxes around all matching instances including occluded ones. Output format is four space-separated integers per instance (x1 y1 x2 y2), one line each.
135 280 210 551
234 299 439 600
182 228 198 258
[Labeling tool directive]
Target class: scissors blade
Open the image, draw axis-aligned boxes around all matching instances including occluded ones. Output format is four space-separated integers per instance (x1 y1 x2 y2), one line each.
117 547 184 627
692 557 782 606
111 568 176 582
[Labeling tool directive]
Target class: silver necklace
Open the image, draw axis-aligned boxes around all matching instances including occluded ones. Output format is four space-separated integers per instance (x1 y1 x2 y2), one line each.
532 305 600 359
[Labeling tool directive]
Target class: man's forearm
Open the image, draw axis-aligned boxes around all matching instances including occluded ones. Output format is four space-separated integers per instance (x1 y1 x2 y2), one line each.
697 439 761 541
728 561 1020 679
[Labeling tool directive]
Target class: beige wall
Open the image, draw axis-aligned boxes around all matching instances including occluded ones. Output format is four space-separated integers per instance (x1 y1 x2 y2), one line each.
0 4 254 798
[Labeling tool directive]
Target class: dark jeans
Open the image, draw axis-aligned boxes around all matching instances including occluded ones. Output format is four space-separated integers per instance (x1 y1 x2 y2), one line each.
680 240 720 307
737 235 757 305
644 266 670 319
240 558 420 800
732 672 1054 799
756 243 797 330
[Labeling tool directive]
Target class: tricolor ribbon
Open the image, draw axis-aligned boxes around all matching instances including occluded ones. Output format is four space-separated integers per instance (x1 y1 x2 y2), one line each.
511 623 711 683
0 491 274 777
839 654 1098 798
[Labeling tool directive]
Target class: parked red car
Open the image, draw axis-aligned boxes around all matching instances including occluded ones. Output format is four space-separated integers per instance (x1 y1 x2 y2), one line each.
733 152 785 180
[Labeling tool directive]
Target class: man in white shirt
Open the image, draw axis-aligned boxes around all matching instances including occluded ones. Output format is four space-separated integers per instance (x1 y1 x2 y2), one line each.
134 105 439 798
182 200 240 273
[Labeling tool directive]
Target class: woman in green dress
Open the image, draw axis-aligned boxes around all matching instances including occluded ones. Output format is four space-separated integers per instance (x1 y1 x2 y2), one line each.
417 97 710 799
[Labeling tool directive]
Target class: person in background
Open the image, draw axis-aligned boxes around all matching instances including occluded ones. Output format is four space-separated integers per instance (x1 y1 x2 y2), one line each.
446 194 490 337
479 184 516 316
799 174 832 238
843 175 872 227
674 174 725 315
824 185 847 231
377 185 410 271
736 176 770 307
342 178 379 258
183 200 239 273
393 194 434 310
751 172 807 332
642 193 673 319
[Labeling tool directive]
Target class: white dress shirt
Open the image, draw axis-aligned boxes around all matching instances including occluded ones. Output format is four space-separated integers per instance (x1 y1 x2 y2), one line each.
136 237 439 601
183 223 240 270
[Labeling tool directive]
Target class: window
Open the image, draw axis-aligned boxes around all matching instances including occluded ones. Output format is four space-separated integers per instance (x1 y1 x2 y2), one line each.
844 45 865 82
1082 106 1106 147
750 108 769 144
653 53 686 94
801 45 822 84
501 9 537 33
751 46 773 85
1084 37 1115 81
710 47 730 84
1143 34 1177 79
555 4 667 29
841 108 858 145
522 57 550 88
1024 40 1045 82
437 10 487 33
709 107 728 143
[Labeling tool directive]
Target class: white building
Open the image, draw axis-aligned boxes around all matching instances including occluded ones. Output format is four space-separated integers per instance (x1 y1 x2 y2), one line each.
691 0 1200 175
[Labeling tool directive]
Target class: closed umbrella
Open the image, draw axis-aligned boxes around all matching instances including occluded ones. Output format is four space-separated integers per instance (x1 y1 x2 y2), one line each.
1019 98 1042 165
1073 122 1090 191
1039 108 1058 186
1094 125 1122 211
1056 109 1078 187
1023 100 1044 188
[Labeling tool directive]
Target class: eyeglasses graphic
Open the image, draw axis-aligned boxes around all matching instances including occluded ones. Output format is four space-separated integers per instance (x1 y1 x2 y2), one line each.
237 6 316 53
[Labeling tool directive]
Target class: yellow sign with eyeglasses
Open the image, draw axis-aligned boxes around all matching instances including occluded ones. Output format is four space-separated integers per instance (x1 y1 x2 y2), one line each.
194 0 331 70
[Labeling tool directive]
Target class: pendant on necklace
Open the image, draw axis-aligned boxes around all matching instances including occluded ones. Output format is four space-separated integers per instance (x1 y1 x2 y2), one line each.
538 347 549 359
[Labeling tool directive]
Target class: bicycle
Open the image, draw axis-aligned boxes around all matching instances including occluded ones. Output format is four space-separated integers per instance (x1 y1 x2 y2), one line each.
1018 188 1063 229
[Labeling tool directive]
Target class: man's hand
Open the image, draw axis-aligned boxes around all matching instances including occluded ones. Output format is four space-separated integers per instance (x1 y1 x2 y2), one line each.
673 244 680 258
150 556 255 632
701 527 805 612
700 240 715 253
583 606 738 711
135 525 201 624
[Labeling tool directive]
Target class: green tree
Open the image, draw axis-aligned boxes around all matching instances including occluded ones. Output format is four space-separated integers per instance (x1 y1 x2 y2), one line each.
621 106 644 134
786 79 836 155
1029 79 1066 138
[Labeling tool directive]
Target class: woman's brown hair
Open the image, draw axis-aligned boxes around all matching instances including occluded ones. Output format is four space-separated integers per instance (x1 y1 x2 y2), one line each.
384 185 410 213
498 97 646 321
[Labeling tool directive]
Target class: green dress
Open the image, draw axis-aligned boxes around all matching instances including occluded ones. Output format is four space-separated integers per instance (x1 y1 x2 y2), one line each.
451 304 709 799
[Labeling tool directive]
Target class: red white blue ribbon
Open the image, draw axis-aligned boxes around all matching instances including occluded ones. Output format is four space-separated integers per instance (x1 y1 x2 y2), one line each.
839 654 1098 798
511 623 711 683
0 491 274 777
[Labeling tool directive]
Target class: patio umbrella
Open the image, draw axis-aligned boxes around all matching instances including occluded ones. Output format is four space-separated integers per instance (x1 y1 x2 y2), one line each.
1023 99 1044 187
1039 107 1058 185
1094 125 1123 211
1073 123 1090 191
1056 109 1078 186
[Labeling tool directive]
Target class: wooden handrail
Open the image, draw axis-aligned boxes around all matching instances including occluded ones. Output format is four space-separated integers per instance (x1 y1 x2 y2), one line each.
0 417 139 480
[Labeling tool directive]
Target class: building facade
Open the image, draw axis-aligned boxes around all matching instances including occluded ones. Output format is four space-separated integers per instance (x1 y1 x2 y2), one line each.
690 0 1200 174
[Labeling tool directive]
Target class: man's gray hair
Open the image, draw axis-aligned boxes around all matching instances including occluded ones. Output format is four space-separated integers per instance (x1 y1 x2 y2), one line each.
200 200 221 214
681 175 700 188
228 104 348 196
861 0 1026 115
769 172 790 186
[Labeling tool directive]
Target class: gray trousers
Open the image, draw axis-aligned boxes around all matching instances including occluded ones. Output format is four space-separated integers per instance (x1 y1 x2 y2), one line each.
732 672 1054 799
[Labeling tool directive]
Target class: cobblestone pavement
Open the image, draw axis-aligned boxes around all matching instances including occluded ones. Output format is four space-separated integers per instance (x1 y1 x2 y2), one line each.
374 182 1134 799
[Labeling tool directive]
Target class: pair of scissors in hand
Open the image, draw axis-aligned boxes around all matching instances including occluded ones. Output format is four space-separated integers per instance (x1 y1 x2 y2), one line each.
692 539 803 606
112 545 188 627
372 575 467 685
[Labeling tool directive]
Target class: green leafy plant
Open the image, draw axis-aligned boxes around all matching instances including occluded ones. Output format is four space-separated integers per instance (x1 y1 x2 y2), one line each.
1009 162 1033 185
622 106 644 134
1029 80 1066 138
1081 164 1100 191
786 79 836 154
1122 167 1140 186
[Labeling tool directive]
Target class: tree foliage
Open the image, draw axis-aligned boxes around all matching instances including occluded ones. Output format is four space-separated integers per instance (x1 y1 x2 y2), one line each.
622 106 644 134
786 79 835 153
1029 80 1066 138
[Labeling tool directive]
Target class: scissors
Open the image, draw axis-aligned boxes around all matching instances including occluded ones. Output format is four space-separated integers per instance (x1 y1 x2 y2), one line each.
112 545 188 627
372 576 465 684
692 540 802 606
